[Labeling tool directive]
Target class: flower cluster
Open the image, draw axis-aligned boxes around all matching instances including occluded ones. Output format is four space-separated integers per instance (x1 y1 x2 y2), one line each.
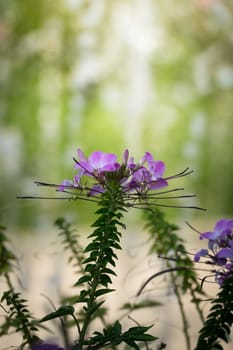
32 148 199 210
59 149 168 196
194 219 233 285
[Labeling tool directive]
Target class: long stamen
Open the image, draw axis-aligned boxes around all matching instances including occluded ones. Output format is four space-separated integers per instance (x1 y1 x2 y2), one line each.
73 157 97 179
132 202 206 211
185 221 202 234
17 195 99 203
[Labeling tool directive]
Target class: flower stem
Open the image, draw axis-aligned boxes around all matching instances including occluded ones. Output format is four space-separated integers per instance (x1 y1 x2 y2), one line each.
170 270 191 350
76 185 124 350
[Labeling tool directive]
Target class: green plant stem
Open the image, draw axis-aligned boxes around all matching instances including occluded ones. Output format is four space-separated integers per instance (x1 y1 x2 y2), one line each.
7 291 35 345
4 272 13 290
78 245 107 347
77 185 124 350
170 270 191 350
190 289 205 324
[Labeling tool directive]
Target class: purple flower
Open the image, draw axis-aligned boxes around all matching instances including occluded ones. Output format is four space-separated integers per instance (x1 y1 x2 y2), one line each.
194 218 233 285
194 248 209 262
122 149 136 169
32 342 64 350
217 248 233 261
142 152 166 179
200 219 233 244
59 179 75 192
55 148 193 202
68 149 168 194
125 152 168 192
75 149 120 178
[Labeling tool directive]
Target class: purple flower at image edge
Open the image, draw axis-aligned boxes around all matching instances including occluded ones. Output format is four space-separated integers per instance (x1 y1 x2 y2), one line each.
194 218 233 286
31 342 64 350
200 219 233 242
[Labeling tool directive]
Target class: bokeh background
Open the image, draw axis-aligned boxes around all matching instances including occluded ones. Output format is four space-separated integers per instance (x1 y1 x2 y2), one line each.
0 0 233 348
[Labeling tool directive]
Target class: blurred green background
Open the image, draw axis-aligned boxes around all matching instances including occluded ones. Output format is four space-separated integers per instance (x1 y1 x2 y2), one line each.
1 0 233 230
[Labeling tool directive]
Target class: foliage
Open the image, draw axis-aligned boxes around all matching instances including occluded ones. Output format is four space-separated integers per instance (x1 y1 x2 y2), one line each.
82 321 156 350
0 224 17 280
1 290 40 346
55 217 85 274
143 207 205 297
0 225 40 347
0 147 233 350
141 207 205 350
194 274 233 350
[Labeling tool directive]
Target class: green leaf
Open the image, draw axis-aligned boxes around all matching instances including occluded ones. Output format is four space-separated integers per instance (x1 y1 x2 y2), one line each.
113 320 122 335
124 339 139 350
85 263 95 273
83 251 98 263
212 344 223 350
100 274 112 287
120 300 162 311
74 275 91 286
123 325 156 341
84 242 100 252
101 267 117 276
95 288 115 297
75 290 89 303
89 301 105 315
40 305 74 323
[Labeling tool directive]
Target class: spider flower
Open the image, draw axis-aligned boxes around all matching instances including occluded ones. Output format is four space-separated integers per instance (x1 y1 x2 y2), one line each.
74 149 121 180
60 149 168 196
126 151 168 192
194 218 233 285
30 148 199 210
